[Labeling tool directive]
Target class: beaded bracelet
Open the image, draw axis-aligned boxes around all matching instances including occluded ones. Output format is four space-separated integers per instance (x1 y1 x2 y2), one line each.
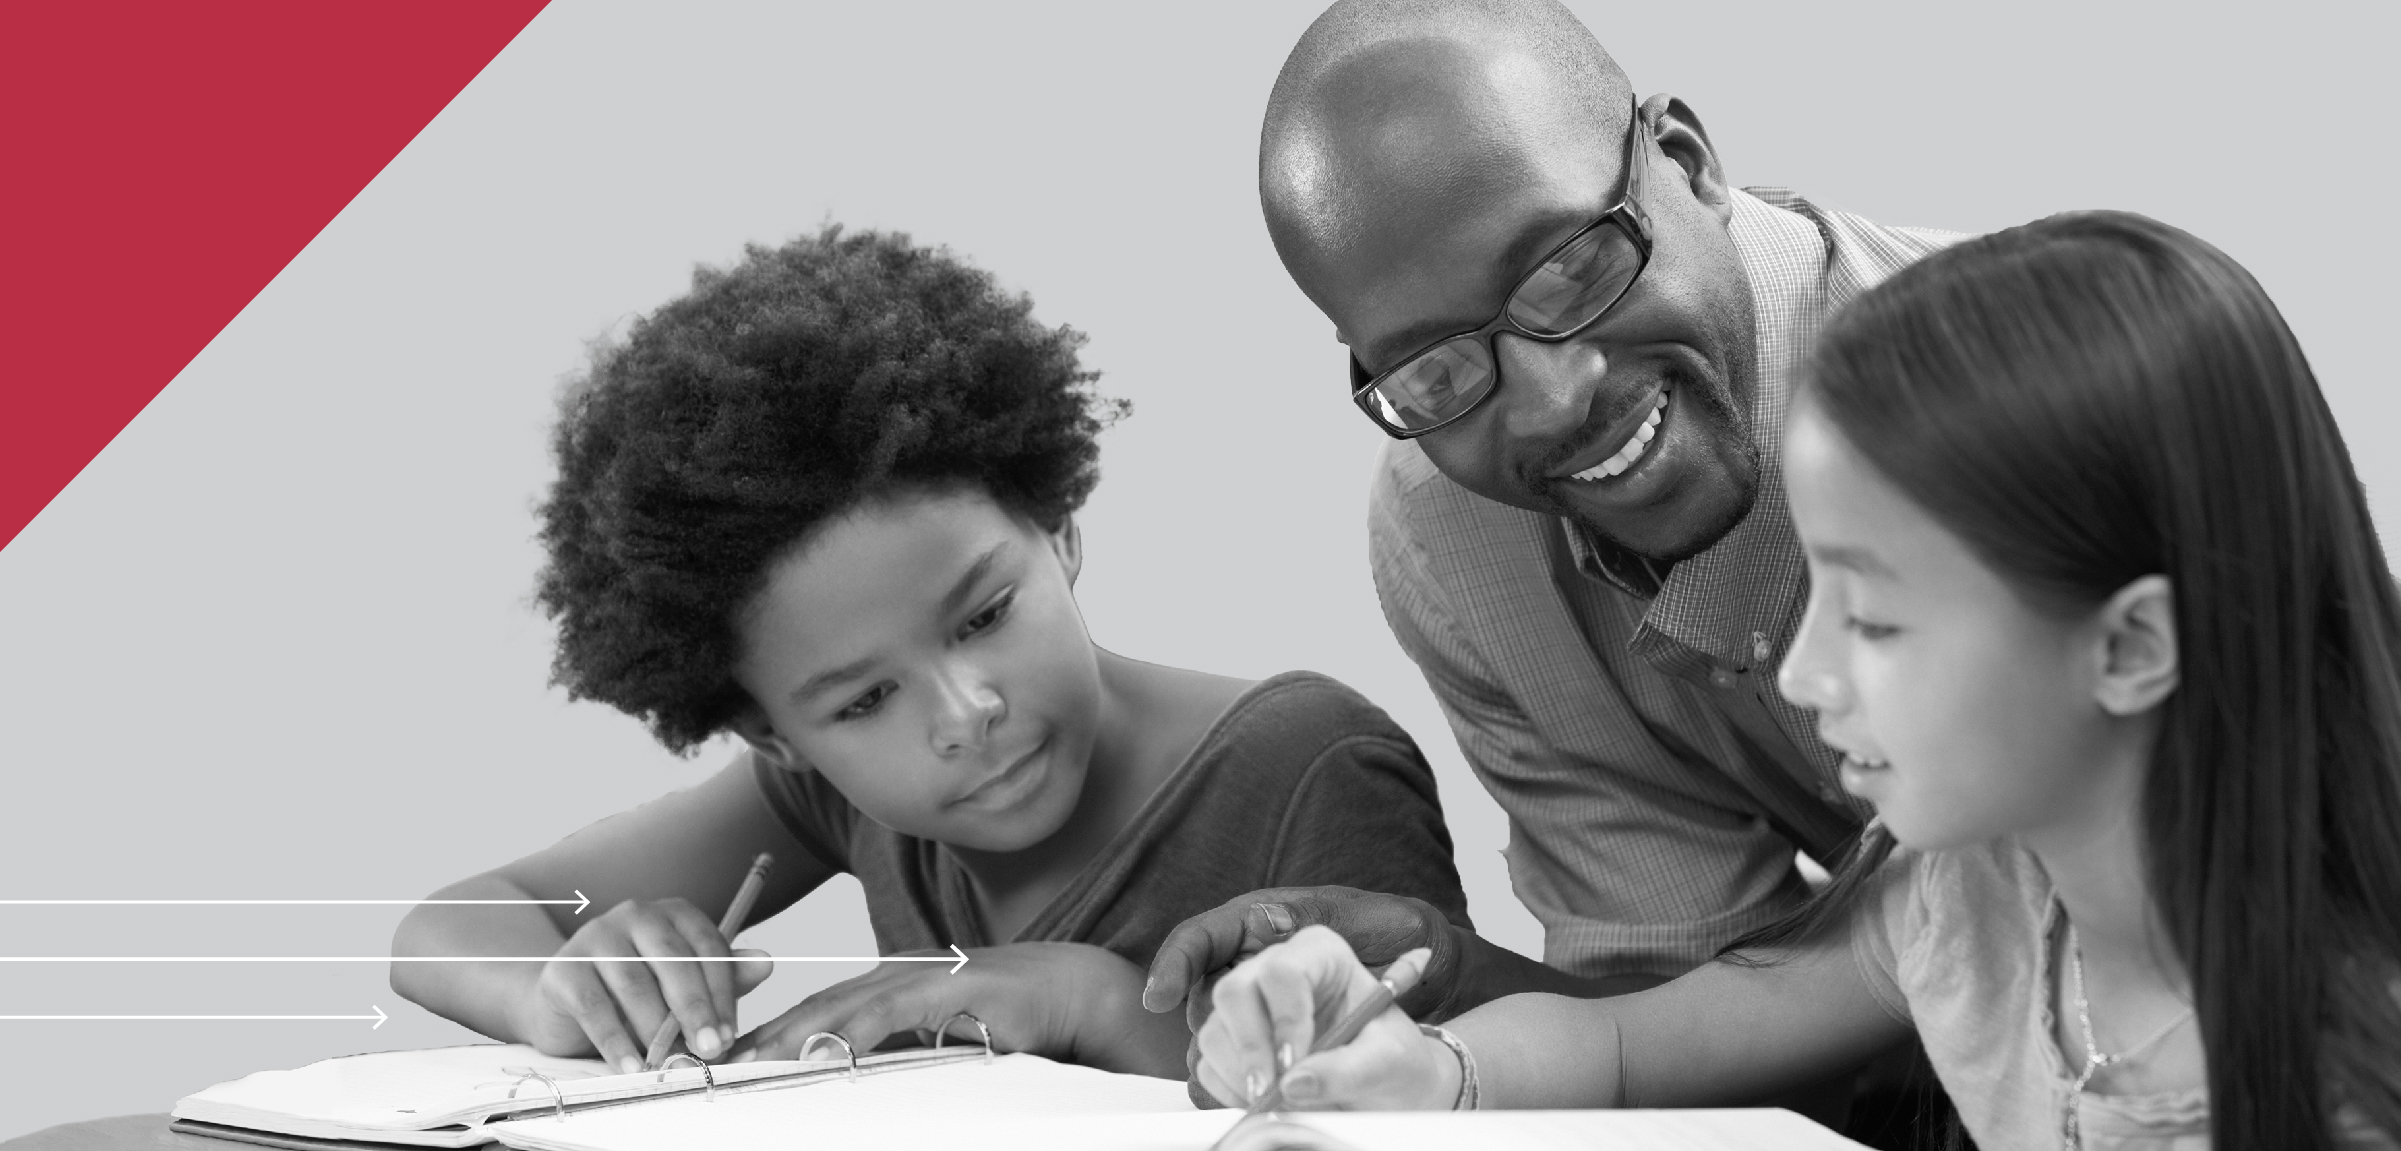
1419 1023 1480 1111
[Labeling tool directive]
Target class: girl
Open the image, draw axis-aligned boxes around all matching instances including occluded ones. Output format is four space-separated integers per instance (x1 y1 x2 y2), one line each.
1193 212 2401 1148
390 227 1469 1080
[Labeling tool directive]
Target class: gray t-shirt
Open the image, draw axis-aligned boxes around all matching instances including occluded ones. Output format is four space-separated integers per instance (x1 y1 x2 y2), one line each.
1852 841 2393 1150
749 670 1472 970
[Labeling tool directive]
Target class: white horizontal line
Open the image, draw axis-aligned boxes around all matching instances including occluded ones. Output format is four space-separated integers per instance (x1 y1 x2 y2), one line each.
0 1015 379 1021
0 956 935 963
0 1005 390 1027
0 899 583 905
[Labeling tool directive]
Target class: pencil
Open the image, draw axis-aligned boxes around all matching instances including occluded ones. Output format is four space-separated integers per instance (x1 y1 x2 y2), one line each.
1237 946 1432 1118
639 852 774 1071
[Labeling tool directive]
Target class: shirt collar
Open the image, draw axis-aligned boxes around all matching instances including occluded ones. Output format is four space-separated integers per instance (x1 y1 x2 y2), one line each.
1560 188 1833 668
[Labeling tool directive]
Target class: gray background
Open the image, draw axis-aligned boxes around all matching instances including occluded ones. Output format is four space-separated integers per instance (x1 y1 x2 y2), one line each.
1 0 2391 1138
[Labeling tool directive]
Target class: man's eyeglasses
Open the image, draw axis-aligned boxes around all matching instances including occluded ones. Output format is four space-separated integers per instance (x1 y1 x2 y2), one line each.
1349 102 1654 440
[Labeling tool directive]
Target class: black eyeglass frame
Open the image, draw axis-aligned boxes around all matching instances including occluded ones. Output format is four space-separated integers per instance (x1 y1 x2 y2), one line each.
1348 101 1656 440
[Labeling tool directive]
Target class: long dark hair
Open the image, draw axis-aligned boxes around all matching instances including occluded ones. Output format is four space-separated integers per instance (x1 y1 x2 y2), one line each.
1739 211 2401 1147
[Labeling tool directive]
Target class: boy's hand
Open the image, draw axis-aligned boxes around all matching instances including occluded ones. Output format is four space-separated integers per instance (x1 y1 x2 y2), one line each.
1193 926 1456 1112
728 942 1182 1077
512 897 774 1073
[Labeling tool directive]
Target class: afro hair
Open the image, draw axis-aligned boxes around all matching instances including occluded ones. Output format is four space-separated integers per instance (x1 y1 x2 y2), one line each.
535 226 1123 753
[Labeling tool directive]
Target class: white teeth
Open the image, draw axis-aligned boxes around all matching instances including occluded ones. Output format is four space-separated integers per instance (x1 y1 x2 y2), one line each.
1569 390 1671 483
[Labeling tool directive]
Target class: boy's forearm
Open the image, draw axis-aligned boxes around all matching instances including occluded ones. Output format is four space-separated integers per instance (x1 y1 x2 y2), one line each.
1075 948 1195 1078
389 875 565 1043
1090 995 1200 1079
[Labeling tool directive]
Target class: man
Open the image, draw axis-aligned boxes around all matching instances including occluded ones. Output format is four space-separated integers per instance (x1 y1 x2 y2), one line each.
1144 0 1959 1042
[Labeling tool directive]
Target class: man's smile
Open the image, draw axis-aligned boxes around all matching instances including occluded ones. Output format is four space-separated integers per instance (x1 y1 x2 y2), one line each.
1550 383 1668 483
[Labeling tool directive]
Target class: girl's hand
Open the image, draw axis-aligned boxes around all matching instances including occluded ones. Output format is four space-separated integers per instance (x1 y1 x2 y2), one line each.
1195 926 1456 1111
511 897 774 1073
729 942 1186 1077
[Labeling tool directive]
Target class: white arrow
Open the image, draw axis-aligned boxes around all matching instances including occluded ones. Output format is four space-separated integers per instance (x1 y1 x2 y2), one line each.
0 1006 388 1028
0 891 594 914
0 945 971 973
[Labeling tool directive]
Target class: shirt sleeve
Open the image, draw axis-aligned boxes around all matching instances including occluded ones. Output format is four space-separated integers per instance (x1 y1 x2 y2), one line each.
1256 681 1474 931
1369 453 1811 979
1845 849 1921 1026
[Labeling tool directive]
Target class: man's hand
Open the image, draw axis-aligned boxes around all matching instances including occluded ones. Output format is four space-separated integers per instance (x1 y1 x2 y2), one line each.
729 941 1188 1078
1143 887 1465 1032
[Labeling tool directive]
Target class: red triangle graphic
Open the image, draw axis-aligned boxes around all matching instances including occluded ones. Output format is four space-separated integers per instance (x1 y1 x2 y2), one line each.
0 1 551 553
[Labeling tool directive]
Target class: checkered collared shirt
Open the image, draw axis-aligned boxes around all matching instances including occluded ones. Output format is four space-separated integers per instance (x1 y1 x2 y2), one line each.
1369 187 1966 978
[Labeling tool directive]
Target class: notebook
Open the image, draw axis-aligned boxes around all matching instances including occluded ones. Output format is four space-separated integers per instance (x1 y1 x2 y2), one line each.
174 1043 1869 1151
167 1042 999 1148
481 1056 1867 1151
486 1052 1203 1151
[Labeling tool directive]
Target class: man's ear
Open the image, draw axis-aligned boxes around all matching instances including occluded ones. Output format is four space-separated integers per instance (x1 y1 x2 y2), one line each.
1049 515 1084 587
729 706 805 771
1645 94 1733 229
2094 574 2178 717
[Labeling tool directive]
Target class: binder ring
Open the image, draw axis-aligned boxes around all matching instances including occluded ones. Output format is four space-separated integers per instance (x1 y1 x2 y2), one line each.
656 1052 718 1102
934 1011 995 1064
799 1031 860 1082
506 1070 569 1122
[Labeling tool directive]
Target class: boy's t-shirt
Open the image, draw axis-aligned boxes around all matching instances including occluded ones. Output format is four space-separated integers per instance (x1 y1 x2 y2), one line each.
748 670 1472 966
1850 840 2396 1151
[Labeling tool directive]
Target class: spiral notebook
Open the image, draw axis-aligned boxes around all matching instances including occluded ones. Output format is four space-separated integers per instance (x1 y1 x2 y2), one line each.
167 1041 1014 1148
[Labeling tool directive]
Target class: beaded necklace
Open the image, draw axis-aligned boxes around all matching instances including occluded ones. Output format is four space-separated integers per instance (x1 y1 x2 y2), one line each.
2061 923 2196 1151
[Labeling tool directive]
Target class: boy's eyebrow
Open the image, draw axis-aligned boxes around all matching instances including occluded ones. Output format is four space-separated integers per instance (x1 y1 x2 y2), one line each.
791 656 876 704
938 543 1010 617
1809 543 1898 578
788 542 1013 705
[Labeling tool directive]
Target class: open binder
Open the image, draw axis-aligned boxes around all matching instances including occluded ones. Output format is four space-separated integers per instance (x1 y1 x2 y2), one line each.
169 1041 1867 1151
166 1039 1083 1148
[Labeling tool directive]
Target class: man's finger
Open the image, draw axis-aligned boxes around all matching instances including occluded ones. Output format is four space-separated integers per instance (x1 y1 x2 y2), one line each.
1145 889 1324 1012
1186 969 1224 1035
1145 904 1253 1012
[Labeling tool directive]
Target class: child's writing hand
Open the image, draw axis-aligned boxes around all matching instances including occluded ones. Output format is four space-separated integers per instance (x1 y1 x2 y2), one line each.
725 941 1185 1077
1144 886 1462 1030
1194 926 1456 1111
514 897 774 1074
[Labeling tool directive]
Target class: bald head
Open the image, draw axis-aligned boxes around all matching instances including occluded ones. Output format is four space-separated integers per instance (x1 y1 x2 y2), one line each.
1262 0 1633 313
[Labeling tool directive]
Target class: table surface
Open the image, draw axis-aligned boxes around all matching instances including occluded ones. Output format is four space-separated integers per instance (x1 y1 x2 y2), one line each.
6 1116 260 1151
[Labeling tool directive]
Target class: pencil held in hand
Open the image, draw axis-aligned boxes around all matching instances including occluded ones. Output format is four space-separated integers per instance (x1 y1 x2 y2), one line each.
1243 946 1432 1116
640 853 774 1070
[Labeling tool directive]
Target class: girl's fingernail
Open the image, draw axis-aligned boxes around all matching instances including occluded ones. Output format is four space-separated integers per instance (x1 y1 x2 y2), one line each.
731 1049 757 1064
1277 1043 1294 1073
1282 1070 1321 1100
1245 1070 1266 1104
618 1057 642 1075
695 1026 722 1056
